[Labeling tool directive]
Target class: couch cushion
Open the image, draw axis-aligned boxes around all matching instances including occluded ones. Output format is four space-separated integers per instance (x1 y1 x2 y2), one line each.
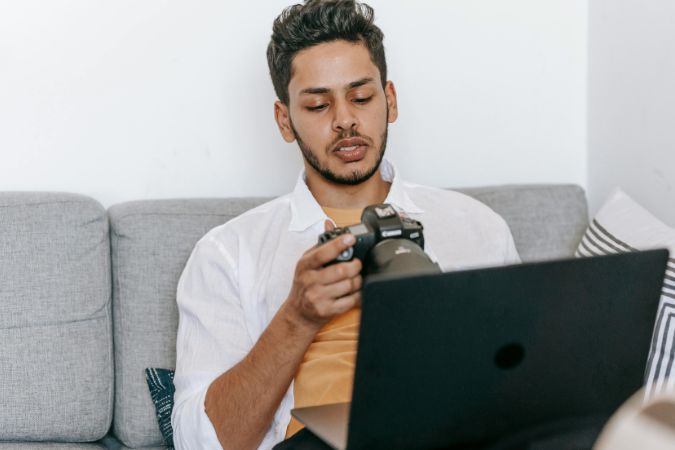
98 434 164 450
0 193 112 441
0 444 105 449
458 184 589 262
108 199 268 447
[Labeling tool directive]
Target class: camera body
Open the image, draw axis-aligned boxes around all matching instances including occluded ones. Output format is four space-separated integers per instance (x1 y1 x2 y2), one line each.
318 204 439 277
319 204 424 263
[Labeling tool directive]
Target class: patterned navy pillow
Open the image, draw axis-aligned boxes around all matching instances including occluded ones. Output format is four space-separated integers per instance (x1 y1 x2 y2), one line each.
145 368 176 449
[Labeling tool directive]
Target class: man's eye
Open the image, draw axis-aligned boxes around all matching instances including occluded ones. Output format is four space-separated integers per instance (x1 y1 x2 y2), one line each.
306 104 328 111
353 96 373 104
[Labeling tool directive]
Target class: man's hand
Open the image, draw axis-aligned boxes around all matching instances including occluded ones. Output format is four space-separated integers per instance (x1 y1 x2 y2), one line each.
285 220 363 328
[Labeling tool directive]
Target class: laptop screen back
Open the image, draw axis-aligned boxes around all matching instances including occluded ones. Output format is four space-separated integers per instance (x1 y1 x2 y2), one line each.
347 250 668 449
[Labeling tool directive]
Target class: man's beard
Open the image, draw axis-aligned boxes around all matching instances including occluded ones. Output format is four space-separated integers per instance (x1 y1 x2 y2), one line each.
290 119 388 186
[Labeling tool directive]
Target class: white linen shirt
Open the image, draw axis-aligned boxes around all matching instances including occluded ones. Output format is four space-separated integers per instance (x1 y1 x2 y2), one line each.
171 159 521 450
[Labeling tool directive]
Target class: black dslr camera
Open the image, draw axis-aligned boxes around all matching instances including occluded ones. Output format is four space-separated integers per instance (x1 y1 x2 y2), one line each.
318 204 440 278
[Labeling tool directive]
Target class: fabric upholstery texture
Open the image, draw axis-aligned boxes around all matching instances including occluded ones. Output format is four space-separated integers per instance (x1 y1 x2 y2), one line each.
575 188 675 398
0 444 105 449
112 446 164 450
458 184 589 263
0 193 113 441
108 198 268 447
98 434 164 450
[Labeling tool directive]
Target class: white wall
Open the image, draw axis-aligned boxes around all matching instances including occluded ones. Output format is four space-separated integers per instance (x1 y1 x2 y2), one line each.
0 1 587 207
588 0 675 226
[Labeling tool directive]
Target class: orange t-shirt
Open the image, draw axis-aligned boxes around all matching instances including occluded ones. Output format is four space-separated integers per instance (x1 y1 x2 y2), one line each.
286 206 363 438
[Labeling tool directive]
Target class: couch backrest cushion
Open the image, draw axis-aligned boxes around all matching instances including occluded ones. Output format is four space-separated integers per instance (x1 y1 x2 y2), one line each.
458 184 589 262
107 184 588 446
0 193 112 441
0 444 106 449
108 198 269 447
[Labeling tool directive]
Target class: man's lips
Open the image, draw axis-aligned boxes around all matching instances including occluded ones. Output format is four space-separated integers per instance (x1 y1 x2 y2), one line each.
332 137 369 153
332 137 369 162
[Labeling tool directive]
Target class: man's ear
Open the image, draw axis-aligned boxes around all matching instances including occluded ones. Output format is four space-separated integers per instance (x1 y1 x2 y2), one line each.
274 100 296 143
384 81 398 123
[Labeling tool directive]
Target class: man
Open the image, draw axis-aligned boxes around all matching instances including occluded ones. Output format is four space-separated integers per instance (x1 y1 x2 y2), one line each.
172 1 520 449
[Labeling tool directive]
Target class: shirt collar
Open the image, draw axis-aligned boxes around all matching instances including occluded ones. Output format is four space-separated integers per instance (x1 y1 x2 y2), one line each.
288 158 424 232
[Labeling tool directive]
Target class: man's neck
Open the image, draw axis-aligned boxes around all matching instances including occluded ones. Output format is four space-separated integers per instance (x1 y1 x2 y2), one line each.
305 166 391 209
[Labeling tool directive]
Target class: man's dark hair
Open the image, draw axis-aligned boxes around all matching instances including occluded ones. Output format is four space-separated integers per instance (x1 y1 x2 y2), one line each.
267 0 386 105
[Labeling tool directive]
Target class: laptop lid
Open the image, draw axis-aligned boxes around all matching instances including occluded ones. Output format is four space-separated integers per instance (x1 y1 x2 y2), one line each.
345 250 668 449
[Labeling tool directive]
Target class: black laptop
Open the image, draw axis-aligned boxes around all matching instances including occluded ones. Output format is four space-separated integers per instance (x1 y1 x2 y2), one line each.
292 250 669 449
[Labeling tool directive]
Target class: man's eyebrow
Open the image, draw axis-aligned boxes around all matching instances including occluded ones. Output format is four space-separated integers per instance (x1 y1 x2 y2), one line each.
347 77 374 89
299 77 375 96
300 87 330 95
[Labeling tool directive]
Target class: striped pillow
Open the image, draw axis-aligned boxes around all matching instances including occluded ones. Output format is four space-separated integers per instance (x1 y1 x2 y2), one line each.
576 189 675 398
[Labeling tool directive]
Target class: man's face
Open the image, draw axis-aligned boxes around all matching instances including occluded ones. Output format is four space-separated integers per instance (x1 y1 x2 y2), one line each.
275 40 398 186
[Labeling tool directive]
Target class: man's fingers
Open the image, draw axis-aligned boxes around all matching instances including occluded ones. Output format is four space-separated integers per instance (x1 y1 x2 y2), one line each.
304 233 356 269
291 225 362 324
327 292 361 316
319 275 363 300
318 259 362 284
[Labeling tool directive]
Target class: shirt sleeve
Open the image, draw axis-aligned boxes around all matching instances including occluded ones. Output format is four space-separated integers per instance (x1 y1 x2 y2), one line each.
171 236 255 450
502 219 522 265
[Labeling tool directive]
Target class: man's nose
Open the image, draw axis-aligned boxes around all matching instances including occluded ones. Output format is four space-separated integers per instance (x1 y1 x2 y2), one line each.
331 99 359 132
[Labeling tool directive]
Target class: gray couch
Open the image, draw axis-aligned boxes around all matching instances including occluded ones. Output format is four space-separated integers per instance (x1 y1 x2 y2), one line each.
0 185 588 449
